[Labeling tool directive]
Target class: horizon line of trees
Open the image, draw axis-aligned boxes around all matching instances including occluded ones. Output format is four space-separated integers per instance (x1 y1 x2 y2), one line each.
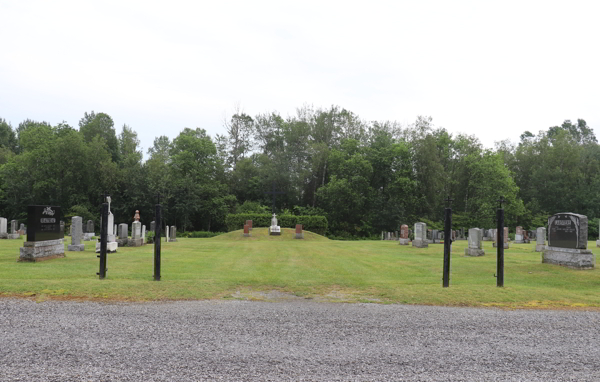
1 106 599 239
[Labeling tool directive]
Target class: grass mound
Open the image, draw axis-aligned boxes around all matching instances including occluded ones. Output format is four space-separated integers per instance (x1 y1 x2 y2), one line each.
213 227 329 241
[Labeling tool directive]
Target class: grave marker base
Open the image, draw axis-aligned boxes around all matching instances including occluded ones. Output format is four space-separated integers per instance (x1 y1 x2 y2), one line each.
411 239 428 248
19 239 65 262
542 246 595 269
399 238 410 245
464 248 485 257
67 244 85 251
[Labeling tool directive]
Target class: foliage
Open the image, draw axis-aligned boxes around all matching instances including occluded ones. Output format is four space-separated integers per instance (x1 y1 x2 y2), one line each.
0 109 598 239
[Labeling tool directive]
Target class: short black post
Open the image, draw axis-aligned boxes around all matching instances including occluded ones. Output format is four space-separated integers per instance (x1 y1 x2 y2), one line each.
443 196 453 288
97 194 109 279
496 196 506 287
154 193 162 281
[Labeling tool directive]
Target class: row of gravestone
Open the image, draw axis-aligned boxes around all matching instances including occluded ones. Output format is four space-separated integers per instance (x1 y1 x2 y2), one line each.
0 218 25 239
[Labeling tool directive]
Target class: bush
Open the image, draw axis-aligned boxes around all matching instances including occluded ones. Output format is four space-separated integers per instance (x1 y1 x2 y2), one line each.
225 213 328 236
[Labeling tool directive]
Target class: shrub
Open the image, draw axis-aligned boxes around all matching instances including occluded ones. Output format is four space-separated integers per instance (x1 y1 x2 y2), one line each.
225 213 328 236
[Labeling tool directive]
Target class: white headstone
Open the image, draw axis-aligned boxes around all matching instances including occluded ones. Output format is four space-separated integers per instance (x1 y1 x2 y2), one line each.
0 217 6 234
465 228 484 256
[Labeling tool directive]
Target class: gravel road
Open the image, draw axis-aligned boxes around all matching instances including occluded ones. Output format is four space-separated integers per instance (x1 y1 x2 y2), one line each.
1 298 599 381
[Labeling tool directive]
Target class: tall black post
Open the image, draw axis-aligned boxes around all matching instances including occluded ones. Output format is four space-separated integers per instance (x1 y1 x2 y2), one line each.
443 196 453 288
97 197 108 280
496 196 505 287
154 193 162 281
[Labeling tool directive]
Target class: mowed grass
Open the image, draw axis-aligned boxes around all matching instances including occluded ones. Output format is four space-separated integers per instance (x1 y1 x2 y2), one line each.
0 228 599 308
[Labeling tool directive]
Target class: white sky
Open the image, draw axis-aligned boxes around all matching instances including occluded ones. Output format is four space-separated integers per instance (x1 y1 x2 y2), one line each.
1 0 599 156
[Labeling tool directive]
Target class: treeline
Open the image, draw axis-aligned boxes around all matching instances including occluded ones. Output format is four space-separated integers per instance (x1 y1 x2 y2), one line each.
0 107 598 238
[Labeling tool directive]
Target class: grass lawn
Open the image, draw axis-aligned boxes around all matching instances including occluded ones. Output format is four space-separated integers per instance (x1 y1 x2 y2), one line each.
0 228 599 308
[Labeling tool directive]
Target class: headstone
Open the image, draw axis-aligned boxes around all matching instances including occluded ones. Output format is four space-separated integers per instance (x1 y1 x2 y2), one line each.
0 217 7 239
515 226 525 243
60 220 65 237
465 228 484 256
381 231 384 240
19 205 65 262
543 213 594 269
536 227 546 252
432 229 441 244
141 225 146 245
243 224 250 237
269 213 281 236
83 220 95 241
399 224 410 245
477 228 483 249
170 225 177 242
128 221 143 247
165 225 169 242
67 216 85 251
597 220 600 248
246 220 253 231
295 224 303 239
493 227 509 249
96 211 118 253
8 219 20 239
117 223 129 247
412 222 428 248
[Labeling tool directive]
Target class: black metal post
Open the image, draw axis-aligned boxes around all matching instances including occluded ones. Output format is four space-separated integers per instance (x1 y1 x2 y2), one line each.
97 199 108 279
154 193 162 281
443 196 453 287
496 196 505 287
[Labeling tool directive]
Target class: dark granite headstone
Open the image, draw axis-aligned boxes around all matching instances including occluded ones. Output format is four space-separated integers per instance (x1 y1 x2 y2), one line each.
26 205 62 242
548 213 587 249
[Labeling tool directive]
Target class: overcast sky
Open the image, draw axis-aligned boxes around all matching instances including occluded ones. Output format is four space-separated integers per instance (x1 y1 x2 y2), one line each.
1 0 599 156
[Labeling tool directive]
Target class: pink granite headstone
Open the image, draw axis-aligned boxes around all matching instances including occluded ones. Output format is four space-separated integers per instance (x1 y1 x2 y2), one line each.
243 224 250 237
400 225 409 239
295 224 303 239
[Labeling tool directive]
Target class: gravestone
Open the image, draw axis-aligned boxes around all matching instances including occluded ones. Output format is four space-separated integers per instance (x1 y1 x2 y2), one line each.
19 205 65 262
8 219 20 239
295 224 303 239
399 224 410 245
60 220 65 237
543 213 594 269
432 229 441 244
19 223 25 235
68 216 85 251
141 225 146 245
117 223 129 247
96 209 118 253
412 222 428 248
426 229 432 244
515 226 525 244
536 227 546 252
84 220 95 241
465 228 484 256
128 221 143 247
269 213 281 236
243 224 251 237
597 220 600 248
381 231 384 240
493 227 509 249
165 225 169 242
169 226 177 242
0 217 7 239
246 220 253 231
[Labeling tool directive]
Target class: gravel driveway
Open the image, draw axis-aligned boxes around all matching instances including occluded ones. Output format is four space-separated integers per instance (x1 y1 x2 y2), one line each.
1 299 599 381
